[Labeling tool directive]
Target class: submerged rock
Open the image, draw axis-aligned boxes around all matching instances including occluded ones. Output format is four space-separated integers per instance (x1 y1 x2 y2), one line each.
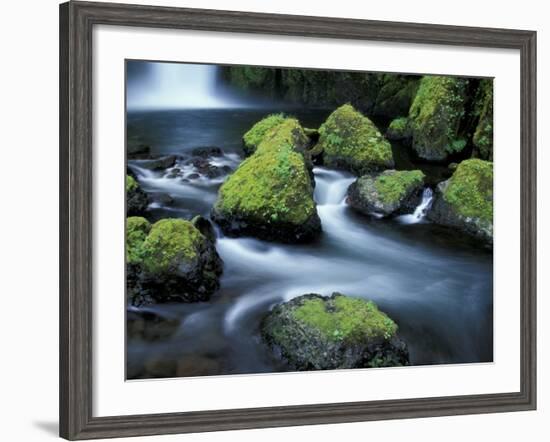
347 169 425 217
127 308 180 341
126 218 223 304
191 146 223 158
427 159 493 244
127 143 151 159
317 104 394 175
408 76 469 161
126 175 148 216
212 120 321 243
261 293 409 370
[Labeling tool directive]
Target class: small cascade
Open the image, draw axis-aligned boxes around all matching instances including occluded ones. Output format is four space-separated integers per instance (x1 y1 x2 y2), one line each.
397 187 434 225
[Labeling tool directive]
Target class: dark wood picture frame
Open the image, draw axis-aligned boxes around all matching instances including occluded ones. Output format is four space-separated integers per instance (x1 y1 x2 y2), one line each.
59 1 537 439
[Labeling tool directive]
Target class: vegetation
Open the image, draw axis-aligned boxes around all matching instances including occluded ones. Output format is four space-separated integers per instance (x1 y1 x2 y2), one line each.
375 170 425 205
242 113 287 155
317 104 394 174
443 159 493 222
214 120 316 226
126 216 151 265
126 175 139 193
292 294 398 343
139 219 205 275
472 79 494 160
408 76 468 160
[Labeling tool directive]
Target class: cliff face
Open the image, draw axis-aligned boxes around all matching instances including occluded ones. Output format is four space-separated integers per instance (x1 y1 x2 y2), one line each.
221 66 421 118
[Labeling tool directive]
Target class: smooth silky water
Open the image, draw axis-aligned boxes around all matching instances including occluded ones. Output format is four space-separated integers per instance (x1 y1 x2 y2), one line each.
126 107 493 379
125 63 492 379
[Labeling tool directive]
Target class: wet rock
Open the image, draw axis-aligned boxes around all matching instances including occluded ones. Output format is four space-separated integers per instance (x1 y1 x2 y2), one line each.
137 155 177 171
427 159 493 245
261 293 409 370
126 218 223 304
212 120 321 243
191 215 217 244
317 104 394 175
191 146 223 158
347 170 425 218
126 175 148 216
149 192 174 206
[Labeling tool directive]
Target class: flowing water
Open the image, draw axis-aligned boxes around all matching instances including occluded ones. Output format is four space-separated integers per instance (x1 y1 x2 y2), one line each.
126 107 493 379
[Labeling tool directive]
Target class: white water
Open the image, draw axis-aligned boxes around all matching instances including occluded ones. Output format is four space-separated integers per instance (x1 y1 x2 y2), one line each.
127 63 243 110
396 187 434 225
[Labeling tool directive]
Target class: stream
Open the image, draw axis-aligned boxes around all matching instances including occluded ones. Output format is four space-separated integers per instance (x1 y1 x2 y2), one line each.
126 108 493 379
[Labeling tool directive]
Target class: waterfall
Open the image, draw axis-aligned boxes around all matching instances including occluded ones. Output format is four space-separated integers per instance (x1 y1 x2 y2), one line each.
397 187 434 224
126 62 242 110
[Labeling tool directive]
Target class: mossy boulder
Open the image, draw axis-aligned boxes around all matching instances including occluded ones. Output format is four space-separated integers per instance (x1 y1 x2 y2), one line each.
386 117 411 141
472 79 493 161
408 76 469 161
347 170 425 218
242 113 288 156
212 121 321 243
127 175 148 216
317 104 394 175
428 159 493 244
126 218 223 304
261 293 409 370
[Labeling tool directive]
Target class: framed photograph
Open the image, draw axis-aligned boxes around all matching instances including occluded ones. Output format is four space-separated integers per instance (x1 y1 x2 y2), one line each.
59 1 536 439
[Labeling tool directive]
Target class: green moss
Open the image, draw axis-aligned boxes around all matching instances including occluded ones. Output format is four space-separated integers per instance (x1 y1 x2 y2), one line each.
243 113 288 155
443 159 493 222
408 75 468 159
215 120 315 225
292 294 398 343
126 216 151 265
140 219 205 275
317 104 394 174
374 170 425 205
126 175 138 193
473 79 494 160
389 117 408 132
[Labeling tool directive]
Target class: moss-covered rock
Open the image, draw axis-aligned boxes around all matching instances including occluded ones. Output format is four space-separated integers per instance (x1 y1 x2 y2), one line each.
386 117 411 140
127 175 148 216
472 79 493 161
347 170 425 217
408 76 469 161
212 121 321 243
242 113 287 156
428 159 493 244
261 293 409 370
372 74 420 118
127 218 223 304
126 216 151 265
317 104 394 175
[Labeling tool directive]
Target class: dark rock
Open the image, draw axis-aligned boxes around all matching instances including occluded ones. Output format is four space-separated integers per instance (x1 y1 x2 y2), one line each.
347 170 425 218
137 155 177 171
149 192 174 206
127 143 151 159
261 293 409 370
126 175 148 216
191 215 217 244
127 308 180 341
191 146 223 158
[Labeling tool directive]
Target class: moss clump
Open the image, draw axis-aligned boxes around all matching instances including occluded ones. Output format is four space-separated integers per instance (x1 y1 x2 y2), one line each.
126 216 151 265
140 219 205 276
292 294 398 343
126 175 138 193
214 121 316 226
443 159 493 222
472 79 493 160
375 170 425 205
317 104 394 174
408 75 468 160
386 117 410 140
242 113 288 155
